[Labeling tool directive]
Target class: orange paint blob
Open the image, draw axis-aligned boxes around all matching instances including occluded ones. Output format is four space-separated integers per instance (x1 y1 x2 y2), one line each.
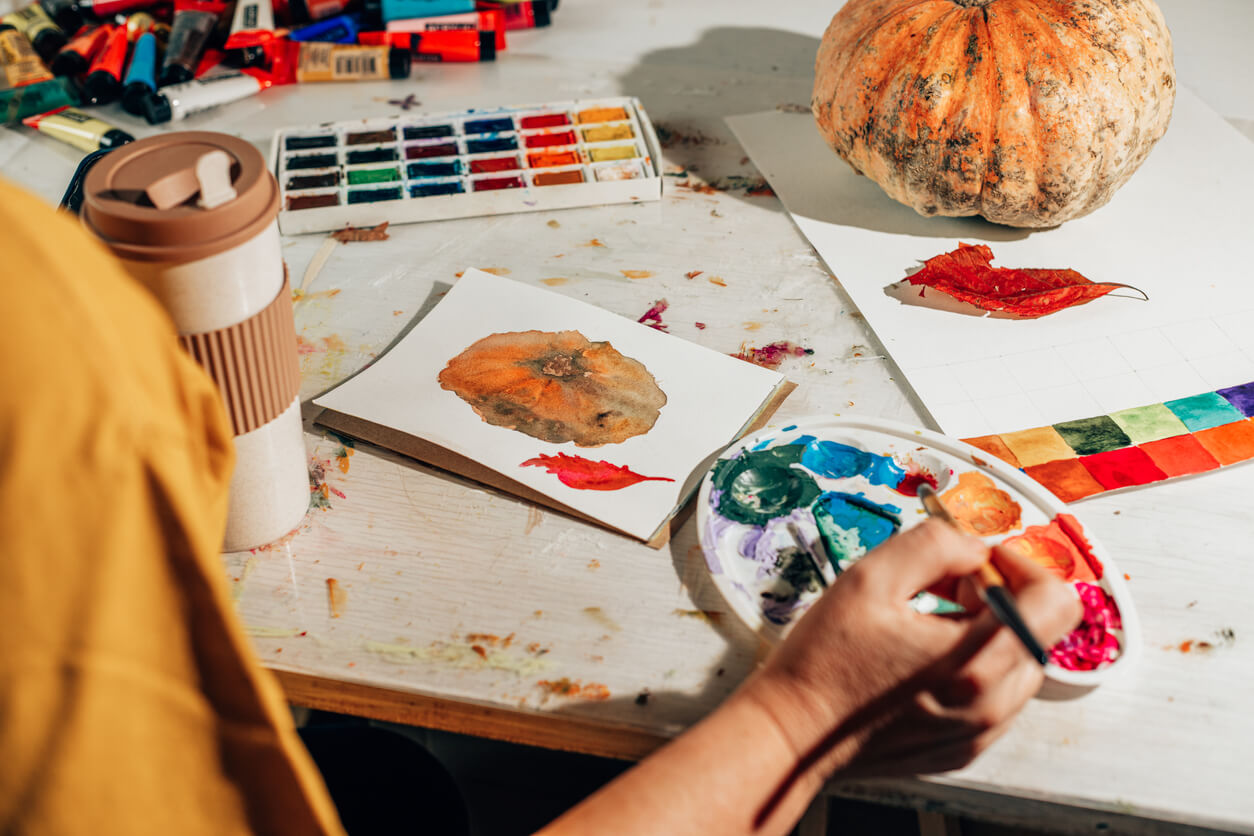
940 471 1022 535
621 269 653 279
1002 517 1098 582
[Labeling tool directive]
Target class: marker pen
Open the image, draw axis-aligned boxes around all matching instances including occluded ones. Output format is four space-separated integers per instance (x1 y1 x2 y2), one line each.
38 0 82 35
384 8 503 50
0 76 76 125
78 0 161 22
82 23 127 103
160 0 226 86
142 68 268 123
293 41 410 81
0 24 55 88
362 0 473 26
2 4 66 63
23 105 133 151
120 28 155 113
50 23 108 76
289 13 358 43
287 0 349 24
225 0 274 66
359 28 495 61
477 0 549 30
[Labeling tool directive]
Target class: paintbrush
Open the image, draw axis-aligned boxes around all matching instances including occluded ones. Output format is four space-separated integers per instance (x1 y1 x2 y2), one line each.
915 483 1049 666
787 521 837 588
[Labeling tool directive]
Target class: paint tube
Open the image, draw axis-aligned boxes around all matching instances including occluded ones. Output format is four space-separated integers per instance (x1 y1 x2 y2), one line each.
141 68 268 123
82 23 127 103
38 0 82 35
0 75 76 125
383 8 503 50
362 0 473 26
359 28 494 62
160 0 227 87
292 41 409 81
120 29 155 113
49 22 108 76
125 11 155 40
288 13 358 43
22 104 133 151
225 0 275 67
287 0 349 24
2 4 66 63
193 46 223 76
477 0 549 30
0 25 55 88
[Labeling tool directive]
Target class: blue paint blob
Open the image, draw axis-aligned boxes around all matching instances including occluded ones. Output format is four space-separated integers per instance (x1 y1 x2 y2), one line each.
781 424 797 431
801 440 908 490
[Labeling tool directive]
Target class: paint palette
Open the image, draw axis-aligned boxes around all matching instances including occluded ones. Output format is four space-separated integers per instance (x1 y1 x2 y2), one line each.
269 97 663 235
697 417 1141 687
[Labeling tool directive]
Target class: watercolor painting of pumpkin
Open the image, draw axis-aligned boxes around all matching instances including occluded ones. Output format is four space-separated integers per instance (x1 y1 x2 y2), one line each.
438 329 667 447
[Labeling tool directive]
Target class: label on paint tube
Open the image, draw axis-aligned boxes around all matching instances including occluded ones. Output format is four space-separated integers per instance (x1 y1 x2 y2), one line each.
226 0 275 47
0 28 54 88
22 105 134 151
295 42 388 81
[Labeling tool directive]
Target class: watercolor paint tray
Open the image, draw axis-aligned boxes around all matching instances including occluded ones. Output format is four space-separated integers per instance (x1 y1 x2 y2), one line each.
269 96 663 235
697 417 1141 688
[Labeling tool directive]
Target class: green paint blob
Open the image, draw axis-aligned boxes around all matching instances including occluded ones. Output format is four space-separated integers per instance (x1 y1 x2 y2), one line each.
712 447 820 525
1109 403 1189 444
1052 415 1132 456
348 167 401 185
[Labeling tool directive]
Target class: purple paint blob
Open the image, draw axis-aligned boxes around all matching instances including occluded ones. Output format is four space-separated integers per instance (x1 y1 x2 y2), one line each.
1218 381 1254 418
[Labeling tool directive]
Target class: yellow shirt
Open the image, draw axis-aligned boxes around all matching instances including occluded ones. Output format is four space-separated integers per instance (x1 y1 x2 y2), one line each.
0 178 344 836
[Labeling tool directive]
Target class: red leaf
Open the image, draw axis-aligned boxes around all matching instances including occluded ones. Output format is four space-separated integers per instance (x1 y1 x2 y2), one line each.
905 243 1146 319
521 453 675 491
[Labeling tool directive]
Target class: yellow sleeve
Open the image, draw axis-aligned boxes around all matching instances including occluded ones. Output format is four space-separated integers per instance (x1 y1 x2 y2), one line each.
0 178 344 836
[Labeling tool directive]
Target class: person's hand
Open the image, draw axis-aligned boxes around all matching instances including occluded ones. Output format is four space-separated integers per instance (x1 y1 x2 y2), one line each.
742 519 1083 782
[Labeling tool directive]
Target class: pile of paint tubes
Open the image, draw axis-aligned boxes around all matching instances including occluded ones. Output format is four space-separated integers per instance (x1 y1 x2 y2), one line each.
3 0 556 150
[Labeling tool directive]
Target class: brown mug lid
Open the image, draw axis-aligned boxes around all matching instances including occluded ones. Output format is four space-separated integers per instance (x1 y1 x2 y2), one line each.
82 131 279 264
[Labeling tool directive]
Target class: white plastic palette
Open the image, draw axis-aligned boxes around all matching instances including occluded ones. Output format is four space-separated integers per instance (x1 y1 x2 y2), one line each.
268 96 663 235
697 417 1141 687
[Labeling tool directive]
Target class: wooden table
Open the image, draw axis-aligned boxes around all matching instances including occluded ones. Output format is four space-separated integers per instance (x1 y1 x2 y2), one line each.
4 1 1252 833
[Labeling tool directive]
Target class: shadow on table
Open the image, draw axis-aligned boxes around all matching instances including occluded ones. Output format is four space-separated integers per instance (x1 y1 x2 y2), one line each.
616 26 1038 243
614 27 819 217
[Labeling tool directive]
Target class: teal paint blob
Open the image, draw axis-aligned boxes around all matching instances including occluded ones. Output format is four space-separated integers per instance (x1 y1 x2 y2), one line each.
712 447 821 526
813 492 901 572
1164 392 1246 432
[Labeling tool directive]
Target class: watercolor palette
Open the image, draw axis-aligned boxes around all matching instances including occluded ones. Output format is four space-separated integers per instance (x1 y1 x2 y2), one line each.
269 97 663 234
963 379 1254 503
697 417 1141 687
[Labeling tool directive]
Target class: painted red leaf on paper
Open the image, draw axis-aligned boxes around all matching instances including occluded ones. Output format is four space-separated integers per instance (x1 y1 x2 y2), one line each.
905 243 1146 319
521 453 675 491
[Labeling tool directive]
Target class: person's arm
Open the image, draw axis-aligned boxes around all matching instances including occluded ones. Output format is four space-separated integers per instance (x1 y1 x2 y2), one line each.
540 519 1082 836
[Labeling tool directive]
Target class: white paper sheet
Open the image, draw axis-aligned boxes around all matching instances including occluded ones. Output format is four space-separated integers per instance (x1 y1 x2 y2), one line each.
728 88 1254 438
314 269 786 541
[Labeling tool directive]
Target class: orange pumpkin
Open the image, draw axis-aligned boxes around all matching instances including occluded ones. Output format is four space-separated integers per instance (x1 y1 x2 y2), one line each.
438 329 667 447
812 0 1175 227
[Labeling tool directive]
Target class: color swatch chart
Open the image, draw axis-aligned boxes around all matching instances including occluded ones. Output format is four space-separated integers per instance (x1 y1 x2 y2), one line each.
963 380 1254 502
271 97 662 234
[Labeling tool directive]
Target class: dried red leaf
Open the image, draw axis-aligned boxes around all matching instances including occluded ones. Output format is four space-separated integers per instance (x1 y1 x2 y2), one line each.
521 453 675 491
906 243 1146 318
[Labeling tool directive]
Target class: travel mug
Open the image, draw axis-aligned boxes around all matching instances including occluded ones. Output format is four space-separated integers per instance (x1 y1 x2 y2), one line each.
81 131 309 551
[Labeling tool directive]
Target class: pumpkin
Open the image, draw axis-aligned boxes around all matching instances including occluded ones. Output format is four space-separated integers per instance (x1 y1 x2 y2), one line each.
812 0 1175 227
438 329 667 447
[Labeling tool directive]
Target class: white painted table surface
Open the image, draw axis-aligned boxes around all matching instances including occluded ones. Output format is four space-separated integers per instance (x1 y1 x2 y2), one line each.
5 1 1253 832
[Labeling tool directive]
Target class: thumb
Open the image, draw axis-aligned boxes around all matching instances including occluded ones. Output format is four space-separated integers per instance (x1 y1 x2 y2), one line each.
858 519 989 602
